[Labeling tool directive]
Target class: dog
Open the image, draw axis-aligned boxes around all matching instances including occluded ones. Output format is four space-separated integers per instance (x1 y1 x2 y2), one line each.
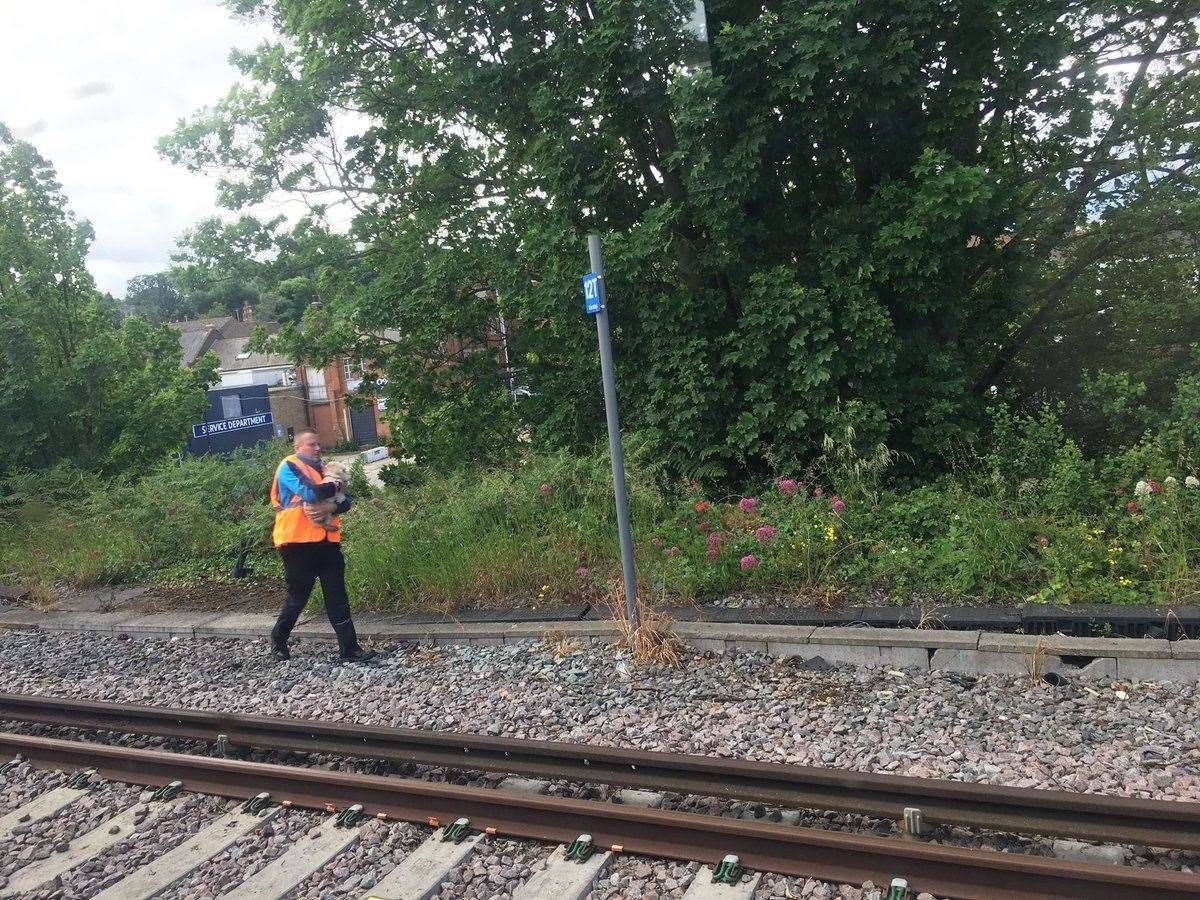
303 460 350 533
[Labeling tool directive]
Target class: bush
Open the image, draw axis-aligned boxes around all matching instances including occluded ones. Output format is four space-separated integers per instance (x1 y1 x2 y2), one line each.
1 416 1197 610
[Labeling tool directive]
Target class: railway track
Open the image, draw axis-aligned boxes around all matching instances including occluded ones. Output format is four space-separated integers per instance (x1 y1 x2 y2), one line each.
2 733 1199 899
1 695 1199 897
1 691 1197 850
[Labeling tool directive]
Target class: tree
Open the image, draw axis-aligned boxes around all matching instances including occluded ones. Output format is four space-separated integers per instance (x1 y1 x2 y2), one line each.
123 272 192 322
0 123 215 475
168 214 354 325
162 0 1200 478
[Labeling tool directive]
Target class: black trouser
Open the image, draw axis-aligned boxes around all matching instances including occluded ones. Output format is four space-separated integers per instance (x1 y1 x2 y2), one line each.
272 541 359 657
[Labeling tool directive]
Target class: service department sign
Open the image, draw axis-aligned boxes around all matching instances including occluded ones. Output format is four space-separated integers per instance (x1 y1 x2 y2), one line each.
192 411 273 439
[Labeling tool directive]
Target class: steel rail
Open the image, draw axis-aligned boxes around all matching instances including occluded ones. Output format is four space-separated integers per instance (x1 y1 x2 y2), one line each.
2 732 1197 900
2 691 1198 851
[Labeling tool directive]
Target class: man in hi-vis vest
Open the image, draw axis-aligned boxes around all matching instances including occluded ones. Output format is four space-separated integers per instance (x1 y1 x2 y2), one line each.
269 429 375 663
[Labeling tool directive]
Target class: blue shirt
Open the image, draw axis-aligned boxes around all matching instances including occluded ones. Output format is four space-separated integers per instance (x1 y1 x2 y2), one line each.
276 455 353 514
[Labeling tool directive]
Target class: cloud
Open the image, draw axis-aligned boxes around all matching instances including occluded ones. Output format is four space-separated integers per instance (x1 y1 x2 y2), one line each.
0 0 276 297
13 120 48 138
70 81 113 99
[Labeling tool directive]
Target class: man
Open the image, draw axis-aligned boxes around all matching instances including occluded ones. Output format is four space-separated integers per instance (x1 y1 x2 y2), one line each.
269 429 375 663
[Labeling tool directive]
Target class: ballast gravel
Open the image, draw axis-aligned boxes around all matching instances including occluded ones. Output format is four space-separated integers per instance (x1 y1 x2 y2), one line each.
0 759 66 815
0 627 1196 896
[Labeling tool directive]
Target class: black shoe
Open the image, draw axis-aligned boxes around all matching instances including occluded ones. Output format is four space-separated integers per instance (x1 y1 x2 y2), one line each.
339 646 377 664
270 644 290 662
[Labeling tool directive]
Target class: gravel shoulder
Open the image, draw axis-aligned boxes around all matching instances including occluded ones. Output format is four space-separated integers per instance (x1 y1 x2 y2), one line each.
0 629 1197 896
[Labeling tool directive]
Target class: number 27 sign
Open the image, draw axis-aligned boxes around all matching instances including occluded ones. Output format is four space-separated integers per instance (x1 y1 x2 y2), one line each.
581 272 604 314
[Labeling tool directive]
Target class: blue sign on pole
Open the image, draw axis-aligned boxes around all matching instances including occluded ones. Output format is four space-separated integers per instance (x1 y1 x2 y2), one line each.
192 411 273 440
582 272 603 314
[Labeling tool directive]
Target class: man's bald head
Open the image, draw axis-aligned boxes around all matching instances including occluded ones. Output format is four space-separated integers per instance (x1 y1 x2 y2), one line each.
294 429 321 460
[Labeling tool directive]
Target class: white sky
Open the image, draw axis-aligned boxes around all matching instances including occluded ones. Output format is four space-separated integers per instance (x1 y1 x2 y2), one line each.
0 0 275 297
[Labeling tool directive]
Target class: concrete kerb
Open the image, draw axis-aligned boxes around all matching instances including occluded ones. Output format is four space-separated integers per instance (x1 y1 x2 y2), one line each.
193 613 276 639
9 606 1200 681
31 610 142 633
119 612 225 636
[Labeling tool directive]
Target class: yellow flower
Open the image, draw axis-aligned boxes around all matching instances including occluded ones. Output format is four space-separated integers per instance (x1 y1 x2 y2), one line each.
824 526 836 543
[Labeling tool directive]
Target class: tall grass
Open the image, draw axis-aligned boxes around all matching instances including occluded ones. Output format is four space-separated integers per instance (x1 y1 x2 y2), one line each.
1 429 1197 610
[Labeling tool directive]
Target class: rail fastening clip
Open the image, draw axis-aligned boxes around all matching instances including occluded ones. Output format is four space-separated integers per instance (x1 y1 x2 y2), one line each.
243 792 271 815
151 780 184 802
712 854 744 885
441 817 471 844
335 803 366 828
66 768 97 789
565 834 596 863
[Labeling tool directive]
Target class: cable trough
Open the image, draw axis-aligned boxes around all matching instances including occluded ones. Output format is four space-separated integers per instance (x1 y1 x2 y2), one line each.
1 691 1197 850
2 732 1198 900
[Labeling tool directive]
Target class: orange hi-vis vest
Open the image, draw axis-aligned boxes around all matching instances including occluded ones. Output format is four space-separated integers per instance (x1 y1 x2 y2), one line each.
271 454 341 547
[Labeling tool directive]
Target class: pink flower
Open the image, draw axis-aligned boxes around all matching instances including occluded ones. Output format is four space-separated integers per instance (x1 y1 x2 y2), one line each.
813 486 824 498
698 522 712 533
1127 500 1139 515
694 501 710 515
739 497 758 513
740 554 759 571
706 547 720 561
1035 535 1048 548
664 545 680 557
830 496 846 515
754 525 778 544
777 479 799 497
538 482 552 497
707 531 723 549
1149 480 1163 494
576 567 591 580
651 537 664 547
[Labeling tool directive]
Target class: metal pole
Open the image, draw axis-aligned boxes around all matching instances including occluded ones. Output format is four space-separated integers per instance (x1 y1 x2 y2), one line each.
588 234 640 631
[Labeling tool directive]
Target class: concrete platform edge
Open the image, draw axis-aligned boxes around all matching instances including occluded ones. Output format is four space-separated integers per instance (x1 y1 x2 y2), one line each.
8 611 1200 682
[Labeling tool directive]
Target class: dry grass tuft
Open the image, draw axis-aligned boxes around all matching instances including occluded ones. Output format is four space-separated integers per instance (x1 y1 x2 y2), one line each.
605 583 683 667
541 629 583 659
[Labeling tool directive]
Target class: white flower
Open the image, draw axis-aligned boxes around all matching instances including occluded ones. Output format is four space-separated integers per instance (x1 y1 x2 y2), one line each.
1165 476 1179 489
1187 476 1200 489
1135 480 1151 497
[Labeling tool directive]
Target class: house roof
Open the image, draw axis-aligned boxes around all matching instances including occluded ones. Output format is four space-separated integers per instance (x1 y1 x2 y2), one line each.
168 316 288 372
178 329 218 367
210 334 293 372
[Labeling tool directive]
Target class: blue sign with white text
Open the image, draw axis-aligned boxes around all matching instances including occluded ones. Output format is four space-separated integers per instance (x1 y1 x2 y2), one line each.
192 411 273 440
582 272 603 314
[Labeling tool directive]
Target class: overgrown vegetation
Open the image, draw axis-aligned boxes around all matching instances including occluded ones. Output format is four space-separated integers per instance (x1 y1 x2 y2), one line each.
3 404 1197 610
3 3 1198 612
0 124 214 476
159 0 1200 483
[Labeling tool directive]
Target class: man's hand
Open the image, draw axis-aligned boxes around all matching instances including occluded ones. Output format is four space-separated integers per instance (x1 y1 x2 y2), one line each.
303 500 338 523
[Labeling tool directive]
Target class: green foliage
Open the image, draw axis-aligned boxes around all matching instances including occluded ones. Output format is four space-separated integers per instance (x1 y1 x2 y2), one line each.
122 273 190 323
0 123 215 476
345 458 372 499
0 443 285 587
3 424 1197 609
159 0 1200 480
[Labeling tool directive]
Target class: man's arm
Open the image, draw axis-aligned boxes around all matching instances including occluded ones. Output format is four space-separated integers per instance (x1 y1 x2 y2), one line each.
334 491 353 515
278 461 338 503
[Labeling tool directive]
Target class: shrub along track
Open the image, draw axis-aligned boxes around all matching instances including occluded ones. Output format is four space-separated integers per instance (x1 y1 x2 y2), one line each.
2 693 1200 899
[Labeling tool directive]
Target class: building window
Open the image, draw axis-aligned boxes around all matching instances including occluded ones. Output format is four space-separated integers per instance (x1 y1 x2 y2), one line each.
220 394 243 419
343 359 356 381
305 366 329 402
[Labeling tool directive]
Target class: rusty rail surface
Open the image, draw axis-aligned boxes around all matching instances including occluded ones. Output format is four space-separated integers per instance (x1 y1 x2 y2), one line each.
1 691 1198 851
2 732 1197 900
